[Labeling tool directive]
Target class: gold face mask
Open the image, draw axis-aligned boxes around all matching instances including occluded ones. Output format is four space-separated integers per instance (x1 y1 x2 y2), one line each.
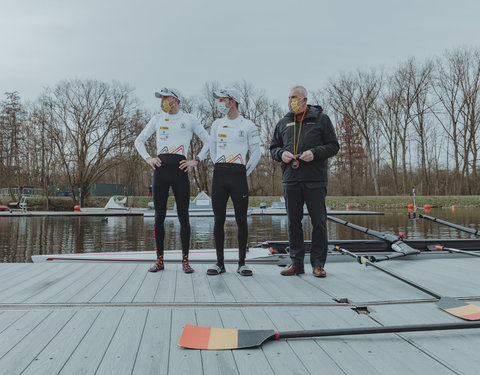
162 99 172 113
289 99 301 113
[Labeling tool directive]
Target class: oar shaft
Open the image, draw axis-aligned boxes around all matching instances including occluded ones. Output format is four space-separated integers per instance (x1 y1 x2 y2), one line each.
366 261 441 299
444 247 480 258
277 321 480 339
327 216 399 242
420 214 480 236
329 216 420 259
336 246 441 300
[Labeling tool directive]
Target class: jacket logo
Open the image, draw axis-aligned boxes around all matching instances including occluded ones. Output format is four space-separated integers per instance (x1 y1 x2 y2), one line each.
286 122 295 127
164 118 169 121
223 125 228 128
160 126 169 130
218 134 227 138
238 130 245 137
180 122 186 129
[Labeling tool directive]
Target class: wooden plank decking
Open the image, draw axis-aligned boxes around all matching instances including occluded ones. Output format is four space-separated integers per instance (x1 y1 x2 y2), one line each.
0 260 480 374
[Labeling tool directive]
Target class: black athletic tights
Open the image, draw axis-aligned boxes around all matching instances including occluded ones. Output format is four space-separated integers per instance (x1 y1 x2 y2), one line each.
153 154 190 258
212 163 249 267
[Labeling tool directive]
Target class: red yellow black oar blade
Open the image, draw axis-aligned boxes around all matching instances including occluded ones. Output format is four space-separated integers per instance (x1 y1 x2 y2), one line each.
437 297 480 321
182 322 480 350
179 324 277 350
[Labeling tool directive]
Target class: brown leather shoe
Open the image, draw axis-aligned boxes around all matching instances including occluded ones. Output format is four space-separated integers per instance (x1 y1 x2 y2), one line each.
313 266 326 278
280 264 305 276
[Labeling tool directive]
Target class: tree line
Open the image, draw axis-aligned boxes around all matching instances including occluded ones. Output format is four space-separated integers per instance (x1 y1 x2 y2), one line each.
1 47 480 204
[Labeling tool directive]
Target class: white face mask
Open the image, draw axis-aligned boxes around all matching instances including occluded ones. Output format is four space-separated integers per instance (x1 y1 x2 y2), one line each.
217 101 230 116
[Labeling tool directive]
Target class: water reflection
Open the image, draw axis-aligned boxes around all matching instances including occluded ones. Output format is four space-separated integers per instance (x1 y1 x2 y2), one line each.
1 208 479 263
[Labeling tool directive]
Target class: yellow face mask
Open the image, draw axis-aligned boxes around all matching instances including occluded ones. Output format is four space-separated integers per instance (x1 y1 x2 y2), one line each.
162 99 172 113
289 99 301 113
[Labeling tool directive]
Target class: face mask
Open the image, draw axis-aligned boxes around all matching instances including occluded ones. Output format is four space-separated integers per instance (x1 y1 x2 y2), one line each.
289 99 302 113
217 101 230 116
161 99 173 113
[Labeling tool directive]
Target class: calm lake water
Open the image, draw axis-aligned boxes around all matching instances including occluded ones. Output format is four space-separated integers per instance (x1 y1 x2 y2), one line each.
1 208 480 263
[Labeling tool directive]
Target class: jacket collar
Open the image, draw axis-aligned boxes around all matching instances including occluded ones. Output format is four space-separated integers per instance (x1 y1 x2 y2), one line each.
284 105 323 121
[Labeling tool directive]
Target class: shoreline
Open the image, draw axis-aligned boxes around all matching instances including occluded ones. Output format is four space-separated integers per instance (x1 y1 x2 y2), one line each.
1 195 479 211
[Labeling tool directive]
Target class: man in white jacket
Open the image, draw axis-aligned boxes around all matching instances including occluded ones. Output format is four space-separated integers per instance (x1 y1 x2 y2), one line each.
207 88 261 276
135 88 209 273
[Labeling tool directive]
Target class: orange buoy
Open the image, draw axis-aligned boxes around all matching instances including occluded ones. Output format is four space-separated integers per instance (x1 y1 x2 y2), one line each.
451 205 456 211
424 204 431 210
74 205 81 212
346 205 351 210
407 204 414 211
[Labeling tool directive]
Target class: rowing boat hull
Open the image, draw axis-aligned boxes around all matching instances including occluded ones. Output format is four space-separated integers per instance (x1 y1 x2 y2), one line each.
31 247 282 264
31 239 480 264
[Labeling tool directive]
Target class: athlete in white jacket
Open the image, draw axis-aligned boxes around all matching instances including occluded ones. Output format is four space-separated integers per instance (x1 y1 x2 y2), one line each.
135 88 209 273
207 88 261 276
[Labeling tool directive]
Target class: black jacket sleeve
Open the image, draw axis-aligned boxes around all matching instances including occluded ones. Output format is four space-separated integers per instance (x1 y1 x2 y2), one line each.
270 122 285 162
310 114 339 161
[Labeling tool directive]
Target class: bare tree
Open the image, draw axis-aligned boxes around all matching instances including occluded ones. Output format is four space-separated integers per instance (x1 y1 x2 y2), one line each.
458 49 480 194
0 91 26 200
46 79 139 200
433 50 468 194
28 96 58 208
409 60 434 194
376 85 402 194
333 114 366 195
328 70 383 195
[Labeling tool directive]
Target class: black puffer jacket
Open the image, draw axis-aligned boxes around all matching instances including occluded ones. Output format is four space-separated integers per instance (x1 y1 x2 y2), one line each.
270 105 339 186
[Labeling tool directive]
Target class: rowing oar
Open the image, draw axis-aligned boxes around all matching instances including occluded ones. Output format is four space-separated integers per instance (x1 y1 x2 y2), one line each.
427 244 480 258
334 245 480 321
420 214 480 236
327 215 420 262
178 321 480 350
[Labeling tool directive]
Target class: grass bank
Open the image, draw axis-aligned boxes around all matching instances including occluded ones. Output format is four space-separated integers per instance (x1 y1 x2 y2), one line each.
251 196 480 209
325 195 480 209
2 195 480 211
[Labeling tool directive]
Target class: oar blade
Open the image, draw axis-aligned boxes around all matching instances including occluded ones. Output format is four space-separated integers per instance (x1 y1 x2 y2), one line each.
437 297 480 321
179 324 276 350
426 244 443 251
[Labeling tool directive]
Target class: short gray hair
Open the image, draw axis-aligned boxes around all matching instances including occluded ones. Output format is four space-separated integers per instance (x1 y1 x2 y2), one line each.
290 85 308 98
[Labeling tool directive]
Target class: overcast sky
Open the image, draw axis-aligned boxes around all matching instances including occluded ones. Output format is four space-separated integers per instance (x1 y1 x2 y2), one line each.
1 0 479 111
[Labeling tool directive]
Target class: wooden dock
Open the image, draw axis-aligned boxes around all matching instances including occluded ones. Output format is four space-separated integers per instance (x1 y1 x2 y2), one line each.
1 259 480 374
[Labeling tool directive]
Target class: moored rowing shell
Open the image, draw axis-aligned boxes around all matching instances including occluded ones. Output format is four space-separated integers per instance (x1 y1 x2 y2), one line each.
31 238 480 264
31 247 281 264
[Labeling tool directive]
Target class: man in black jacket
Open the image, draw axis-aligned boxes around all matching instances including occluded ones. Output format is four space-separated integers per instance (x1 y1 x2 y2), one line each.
270 86 339 277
